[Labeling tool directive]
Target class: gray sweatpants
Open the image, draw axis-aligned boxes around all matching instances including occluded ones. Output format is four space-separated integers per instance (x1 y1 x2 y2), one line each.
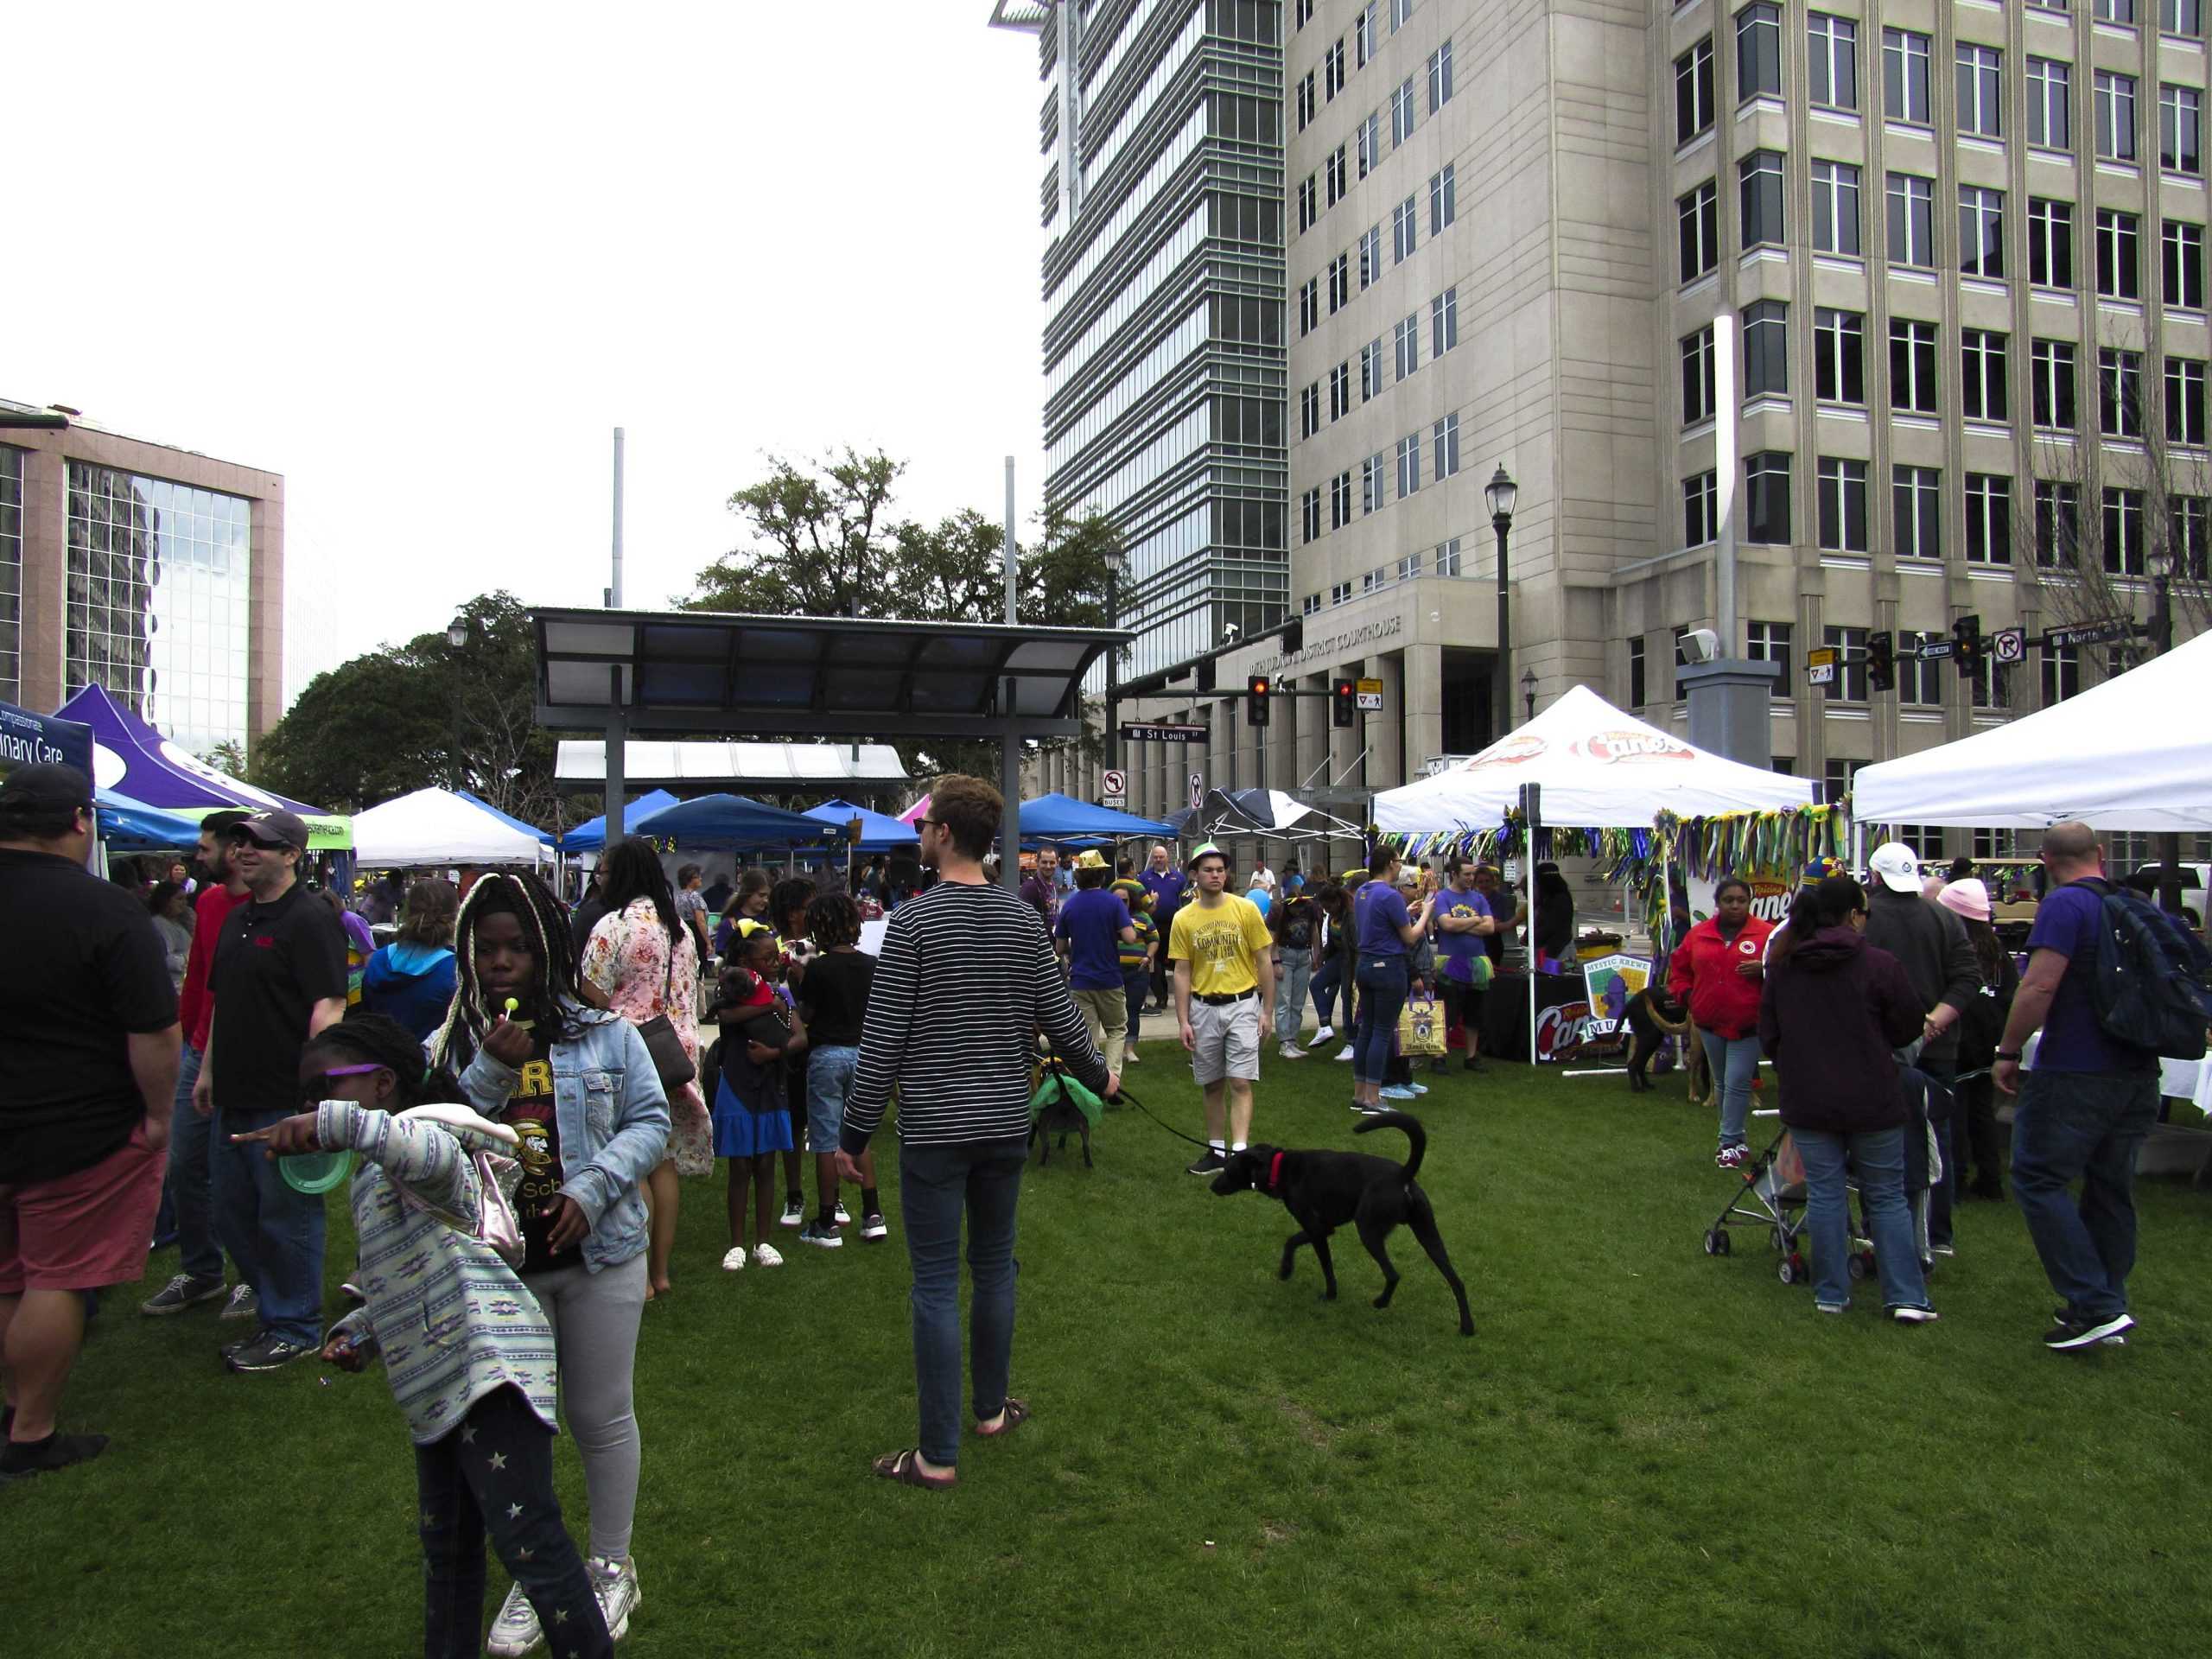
528 1249 648 1561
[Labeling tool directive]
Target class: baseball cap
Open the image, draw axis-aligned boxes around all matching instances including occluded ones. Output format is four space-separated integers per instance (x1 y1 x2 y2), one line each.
0 761 93 819
1185 841 1229 869
1867 842 1922 893
1936 878 1992 922
237 809 310 849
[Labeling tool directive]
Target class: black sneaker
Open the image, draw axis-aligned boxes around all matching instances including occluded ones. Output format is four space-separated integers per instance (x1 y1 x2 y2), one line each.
860 1211 888 1241
1428 1058 1451 1075
1185 1150 1226 1176
2045 1312 2136 1351
226 1332 315 1373
1462 1056 1486 1073
0 1432 108 1483
798 1217 842 1249
220 1328 262 1361
140 1274 226 1316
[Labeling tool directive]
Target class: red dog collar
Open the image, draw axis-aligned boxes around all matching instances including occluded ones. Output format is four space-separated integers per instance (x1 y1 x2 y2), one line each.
1265 1150 1286 1195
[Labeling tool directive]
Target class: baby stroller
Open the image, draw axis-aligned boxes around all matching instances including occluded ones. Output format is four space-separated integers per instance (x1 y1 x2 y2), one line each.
1701 1110 1877 1288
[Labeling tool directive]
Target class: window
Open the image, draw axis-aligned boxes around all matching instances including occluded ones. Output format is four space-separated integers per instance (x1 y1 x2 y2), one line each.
1961 329 2010 420
1891 318 1939 413
1817 458 1869 551
1299 276 1319 335
1394 313 1421 379
1356 2 1377 65
2165 219 2207 308
1430 286 1459 357
2097 72 2139 162
1744 300 1789 395
1392 196 1418 262
1325 36 1347 100
2172 495 2210 578
2029 198 2075 287
2097 1 2137 23
1894 465 1942 558
1956 45 2003 139
2162 84 2203 174
1630 636 1648 706
1427 39 1455 112
1300 486 1322 543
1297 176 1317 234
1812 161 1861 255
1683 326 1718 423
1328 252 1351 312
1330 470 1352 530
1738 4 1783 99
1391 0 1413 29
1808 14 1858 110
2035 480 2081 567
1960 186 2006 279
1329 361 1351 421
1740 150 1785 247
1744 451 1791 543
1297 71 1316 133
2029 59 2072 149
1360 339 1383 400
1300 383 1321 440
1814 308 1865 404
1684 470 1719 545
1357 111 1381 177
1965 474 2012 563
2166 0 2205 36
1896 645 1938 708
1437 537 1463 576
1884 29 1931 124
2031 338 2079 427
1361 453 1383 512
2097 208 2143 298
2100 346 2144 436
2044 643 2082 706
1433 412 1461 480
1358 223 1382 288
1824 626 1870 702
1747 622 1793 693
1973 658 2012 711
1391 76 1416 143
1887 172 1934 266
1302 592 1322 617
1325 144 1347 206
2167 356 2209 443
1680 181 1719 281
1428 163 1456 234
2104 487 2146 573
1677 37 1715 142
1396 432 1421 497
1296 0 1314 28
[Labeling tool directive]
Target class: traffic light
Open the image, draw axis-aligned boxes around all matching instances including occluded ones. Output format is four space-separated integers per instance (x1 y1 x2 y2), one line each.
1247 674 1271 727
1332 677 1357 728
1281 615 1304 655
1867 631 1896 693
1197 655 1216 695
1952 613 1983 670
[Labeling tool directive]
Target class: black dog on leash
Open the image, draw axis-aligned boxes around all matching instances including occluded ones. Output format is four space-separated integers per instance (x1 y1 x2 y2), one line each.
1624 985 1693 1096
1210 1111 1474 1337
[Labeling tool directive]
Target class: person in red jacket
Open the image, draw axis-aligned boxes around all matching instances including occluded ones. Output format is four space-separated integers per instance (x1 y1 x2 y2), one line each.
1667 875 1774 1167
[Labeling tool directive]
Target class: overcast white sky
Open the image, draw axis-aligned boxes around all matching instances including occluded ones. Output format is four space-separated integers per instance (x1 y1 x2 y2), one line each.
10 2 1053 706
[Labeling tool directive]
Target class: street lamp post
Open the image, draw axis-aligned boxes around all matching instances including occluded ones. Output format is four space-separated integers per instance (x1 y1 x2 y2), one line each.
2149 549 2183 914
1521 667 1538 723
1103 542 1125 791
1484 464 1518 738
446 613 471 793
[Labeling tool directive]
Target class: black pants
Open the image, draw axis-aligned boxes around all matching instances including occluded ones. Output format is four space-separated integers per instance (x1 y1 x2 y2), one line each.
1438 979 1482 1058
416 1385 610 1659
1955 1071 2005 1193
1920 1061 1956 1248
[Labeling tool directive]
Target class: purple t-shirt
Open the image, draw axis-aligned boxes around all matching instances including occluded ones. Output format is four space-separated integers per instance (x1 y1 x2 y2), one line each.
1139 867 1188 926
1055 887 1133 992
1355 880 1413 957
1435 888 1494 982
2026 881 2145 1073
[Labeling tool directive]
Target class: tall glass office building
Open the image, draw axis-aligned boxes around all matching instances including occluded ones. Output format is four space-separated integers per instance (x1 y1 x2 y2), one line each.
998 0 1291 678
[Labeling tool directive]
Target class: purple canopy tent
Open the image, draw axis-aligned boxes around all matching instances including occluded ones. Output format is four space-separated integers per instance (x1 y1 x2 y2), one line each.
54 683 323 815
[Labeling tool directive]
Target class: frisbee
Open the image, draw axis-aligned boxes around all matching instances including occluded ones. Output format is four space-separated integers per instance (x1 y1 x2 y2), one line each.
279 1148 355 1195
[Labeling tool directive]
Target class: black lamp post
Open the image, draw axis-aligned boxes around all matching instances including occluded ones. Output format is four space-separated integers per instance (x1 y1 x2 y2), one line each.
1521 666 1538 722
1485 464 1518 736
445 613 471 791
2149 548 2183 914
1103 541 1125 793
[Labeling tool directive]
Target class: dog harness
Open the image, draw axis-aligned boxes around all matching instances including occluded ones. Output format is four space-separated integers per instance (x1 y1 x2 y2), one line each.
1263 1150 1286 1196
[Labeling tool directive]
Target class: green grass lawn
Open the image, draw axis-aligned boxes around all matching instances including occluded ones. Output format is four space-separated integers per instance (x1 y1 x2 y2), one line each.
5 1044 2209 1658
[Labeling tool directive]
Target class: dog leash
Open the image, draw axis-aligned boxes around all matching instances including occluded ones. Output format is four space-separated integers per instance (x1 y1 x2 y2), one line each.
1037 1056 1211 1150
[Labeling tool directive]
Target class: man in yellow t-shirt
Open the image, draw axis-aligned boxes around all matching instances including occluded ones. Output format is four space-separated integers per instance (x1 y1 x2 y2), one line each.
1168 843 1275 1176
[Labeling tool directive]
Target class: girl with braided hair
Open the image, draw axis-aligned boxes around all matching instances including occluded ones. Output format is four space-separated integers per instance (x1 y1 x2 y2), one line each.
427 869 668 1654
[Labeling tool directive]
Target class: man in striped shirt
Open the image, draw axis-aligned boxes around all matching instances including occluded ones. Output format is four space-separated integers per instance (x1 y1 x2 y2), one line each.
838 773 1114 1490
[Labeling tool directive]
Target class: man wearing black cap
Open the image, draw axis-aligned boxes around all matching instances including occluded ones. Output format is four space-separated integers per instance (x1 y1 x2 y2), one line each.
192 809 348 1372
0 764 181 1479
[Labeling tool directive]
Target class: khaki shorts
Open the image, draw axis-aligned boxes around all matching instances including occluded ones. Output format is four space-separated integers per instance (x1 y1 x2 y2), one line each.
1190 995 1262 1086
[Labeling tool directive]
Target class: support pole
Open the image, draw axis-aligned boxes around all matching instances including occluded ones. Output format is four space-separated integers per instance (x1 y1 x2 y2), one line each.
1001 455 1023 893
605 427 626 842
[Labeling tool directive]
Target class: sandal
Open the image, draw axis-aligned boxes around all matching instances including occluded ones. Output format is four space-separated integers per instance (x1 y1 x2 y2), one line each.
871 1447 957 1489
974 1397 1030 1439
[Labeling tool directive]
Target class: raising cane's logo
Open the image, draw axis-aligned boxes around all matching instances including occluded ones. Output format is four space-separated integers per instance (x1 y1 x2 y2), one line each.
1575 730 1694 765
1465 734 1549 771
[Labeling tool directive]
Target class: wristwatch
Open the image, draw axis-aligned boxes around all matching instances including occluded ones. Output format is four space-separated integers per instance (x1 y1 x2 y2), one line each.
1993 1050 2022 1061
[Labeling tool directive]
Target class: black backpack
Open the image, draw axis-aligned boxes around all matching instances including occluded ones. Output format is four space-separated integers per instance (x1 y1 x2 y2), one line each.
1281 904 1313 951
2066 878 2212 1060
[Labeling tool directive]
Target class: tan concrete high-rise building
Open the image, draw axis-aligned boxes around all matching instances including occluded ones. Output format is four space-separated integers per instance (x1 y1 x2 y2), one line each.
1022 1 2209 868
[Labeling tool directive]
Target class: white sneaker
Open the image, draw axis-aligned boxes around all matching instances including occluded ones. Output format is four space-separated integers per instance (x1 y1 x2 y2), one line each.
1313 1025 1335 1046
1278 1044 1308 1060
486 1580 542 1656
1335 1045 1356 1061
753 1243 785 1268
721 1246 747 1272
589 1554 641 1643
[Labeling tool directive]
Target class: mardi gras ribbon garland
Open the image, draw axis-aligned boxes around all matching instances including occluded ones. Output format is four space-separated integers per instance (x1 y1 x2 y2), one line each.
1379 805 1847 893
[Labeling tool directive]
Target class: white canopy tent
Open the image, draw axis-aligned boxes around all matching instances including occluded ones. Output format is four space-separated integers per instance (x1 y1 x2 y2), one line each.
1374 684 1815 832
1853 630 2212 830
352 788 551 868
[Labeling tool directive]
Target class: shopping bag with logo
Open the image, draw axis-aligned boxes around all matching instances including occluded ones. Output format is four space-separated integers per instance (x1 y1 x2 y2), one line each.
1398 992 1446 1058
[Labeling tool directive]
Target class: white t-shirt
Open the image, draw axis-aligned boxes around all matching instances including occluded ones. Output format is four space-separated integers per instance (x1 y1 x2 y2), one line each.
1250 867 1278 893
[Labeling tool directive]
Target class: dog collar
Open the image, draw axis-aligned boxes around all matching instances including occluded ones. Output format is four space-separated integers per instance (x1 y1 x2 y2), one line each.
1265 1150 1286 1195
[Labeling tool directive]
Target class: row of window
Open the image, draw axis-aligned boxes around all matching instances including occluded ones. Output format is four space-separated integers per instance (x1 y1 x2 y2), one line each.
1296 411 1463 541
1630 621 2105 715
1683 304 2211 435
1681 157 2209 294
1681 7 2203 162
1295 6 1449 140
1297 285 1459 438
1300 535 1470 615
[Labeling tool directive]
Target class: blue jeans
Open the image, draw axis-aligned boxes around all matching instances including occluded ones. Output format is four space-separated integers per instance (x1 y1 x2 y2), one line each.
1311 956 1353 1030
164 1046 226 1284
1701 1031 1762 1148
1276 951 1313 1046
211 1105 327 1345
1353 955 1409 1086
2011 1067 2160 1323
1792 1126 1929 1311
1123 968 1149 1045
899 1137 1027 1468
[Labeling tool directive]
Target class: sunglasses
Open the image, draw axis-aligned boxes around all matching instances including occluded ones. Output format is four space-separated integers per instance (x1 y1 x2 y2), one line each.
301 1063 386 1103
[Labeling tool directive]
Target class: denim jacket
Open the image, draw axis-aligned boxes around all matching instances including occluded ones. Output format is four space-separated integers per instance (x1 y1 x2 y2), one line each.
458 1001 671 1274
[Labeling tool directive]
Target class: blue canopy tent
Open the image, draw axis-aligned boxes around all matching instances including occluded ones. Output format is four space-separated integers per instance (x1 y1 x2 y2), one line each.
631 793 830 850
560 790 679 852
454 790 554 847
803 798 918 855
1015 791 1175 842
97 790 204 853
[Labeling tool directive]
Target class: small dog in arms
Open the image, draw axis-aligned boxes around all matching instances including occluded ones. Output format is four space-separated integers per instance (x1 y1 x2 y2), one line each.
1211 1112 1474 1337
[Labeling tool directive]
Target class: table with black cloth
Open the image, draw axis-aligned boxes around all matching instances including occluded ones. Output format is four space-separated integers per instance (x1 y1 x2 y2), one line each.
1479 971 1588 1062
